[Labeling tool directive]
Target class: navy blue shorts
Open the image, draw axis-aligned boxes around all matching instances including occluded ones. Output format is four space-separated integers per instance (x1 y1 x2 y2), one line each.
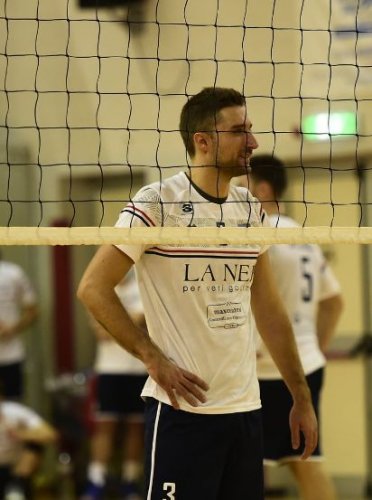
259 367 323 463
0 467 12 498
0 362 23 399
95 373 147 419
144 398 264 500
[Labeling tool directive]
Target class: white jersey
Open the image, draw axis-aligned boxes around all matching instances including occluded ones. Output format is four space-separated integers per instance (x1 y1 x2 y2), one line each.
256 214 341 379
0 401 43 465
0 261 37 363
94 270 147 375
115 171 269 414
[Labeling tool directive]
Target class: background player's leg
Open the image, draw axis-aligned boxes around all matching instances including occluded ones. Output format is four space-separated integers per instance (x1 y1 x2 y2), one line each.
289 460 337 500
6 449 40 498
89 420 117 465
12 449 42 477
81 419 117 499
0 467 11 498
121 419 144 499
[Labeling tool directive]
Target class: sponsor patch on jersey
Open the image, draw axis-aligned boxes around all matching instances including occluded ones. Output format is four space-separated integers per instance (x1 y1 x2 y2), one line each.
207 301 247 329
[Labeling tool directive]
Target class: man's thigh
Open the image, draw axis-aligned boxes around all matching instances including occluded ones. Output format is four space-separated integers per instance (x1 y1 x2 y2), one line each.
218 409 264 500
144 399 264 500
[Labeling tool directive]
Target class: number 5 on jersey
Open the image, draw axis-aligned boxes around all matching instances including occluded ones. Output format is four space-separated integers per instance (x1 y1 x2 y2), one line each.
300 256 313 302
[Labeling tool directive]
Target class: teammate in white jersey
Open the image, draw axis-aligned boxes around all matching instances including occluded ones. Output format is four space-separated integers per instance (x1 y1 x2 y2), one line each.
0 379 57 499
0 253 38 400
245 154 343 500
78 87 318 500
81 270 147 500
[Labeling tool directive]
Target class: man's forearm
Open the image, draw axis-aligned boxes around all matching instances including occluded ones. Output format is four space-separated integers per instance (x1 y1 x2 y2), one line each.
77 244 171 373
258 311 310 402
13 305 38 334
251 252 311 402
78 283 165 369
317 294 343 352
12 423 57 445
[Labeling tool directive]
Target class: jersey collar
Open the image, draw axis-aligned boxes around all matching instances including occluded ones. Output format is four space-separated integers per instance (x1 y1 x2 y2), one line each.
185 173 228 205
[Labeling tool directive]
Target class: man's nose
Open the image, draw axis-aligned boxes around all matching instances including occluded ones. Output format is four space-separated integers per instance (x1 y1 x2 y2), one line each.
247 132 259 150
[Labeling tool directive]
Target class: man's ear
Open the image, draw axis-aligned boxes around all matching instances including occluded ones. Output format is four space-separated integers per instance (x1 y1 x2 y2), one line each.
255 180 273 201
193 132 210 154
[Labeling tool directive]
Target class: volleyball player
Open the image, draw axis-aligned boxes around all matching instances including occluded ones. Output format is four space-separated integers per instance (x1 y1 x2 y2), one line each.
0 251 39 400
245 154 343 500
81 270 147 500
0 378 57 499
78 87 318 500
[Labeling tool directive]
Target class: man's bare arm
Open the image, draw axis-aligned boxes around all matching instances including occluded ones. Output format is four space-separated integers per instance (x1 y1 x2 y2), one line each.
77 245 208 409
0 303 38 340
10 422 58 445
317 294 343 353
251 252 318 459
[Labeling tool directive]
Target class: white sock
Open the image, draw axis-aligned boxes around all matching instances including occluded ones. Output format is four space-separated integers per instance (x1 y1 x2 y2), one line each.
87 462 107 486
121 460 142 483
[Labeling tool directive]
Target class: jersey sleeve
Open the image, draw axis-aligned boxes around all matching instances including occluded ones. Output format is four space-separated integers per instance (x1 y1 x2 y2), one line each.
114 186 162 263
318 250 341 301
7 403 44 428
115 269 143 316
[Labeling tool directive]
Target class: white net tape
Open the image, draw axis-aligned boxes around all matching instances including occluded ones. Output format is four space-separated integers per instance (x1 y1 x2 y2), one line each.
2 226 372 246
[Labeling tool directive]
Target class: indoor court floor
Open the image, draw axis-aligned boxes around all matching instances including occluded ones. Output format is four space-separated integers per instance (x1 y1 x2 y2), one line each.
269 494 370 500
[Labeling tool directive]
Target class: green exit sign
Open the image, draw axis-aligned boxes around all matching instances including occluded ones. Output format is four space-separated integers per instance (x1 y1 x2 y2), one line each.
302 112 357 141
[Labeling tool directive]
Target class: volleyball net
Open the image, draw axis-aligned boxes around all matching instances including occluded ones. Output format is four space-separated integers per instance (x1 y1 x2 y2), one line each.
1 0 372 245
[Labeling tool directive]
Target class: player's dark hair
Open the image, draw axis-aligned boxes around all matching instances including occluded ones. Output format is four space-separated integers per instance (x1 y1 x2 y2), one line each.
249 154 288 199
179 87 245 157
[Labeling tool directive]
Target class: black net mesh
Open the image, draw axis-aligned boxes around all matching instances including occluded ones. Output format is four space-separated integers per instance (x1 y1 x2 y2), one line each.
1 0 371 243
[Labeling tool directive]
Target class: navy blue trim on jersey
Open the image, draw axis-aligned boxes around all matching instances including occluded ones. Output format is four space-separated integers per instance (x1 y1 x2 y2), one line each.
145 246 259 260
185 174 228 205
145 250 258 260
120 208 152 227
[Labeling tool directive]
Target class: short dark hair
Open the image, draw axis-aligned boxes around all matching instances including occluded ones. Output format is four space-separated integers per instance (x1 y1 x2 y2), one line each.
179 87 246 157
249 154 287 199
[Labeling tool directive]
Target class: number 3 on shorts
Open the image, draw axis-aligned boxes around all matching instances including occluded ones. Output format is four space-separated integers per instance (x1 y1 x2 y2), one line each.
163 482 176 499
